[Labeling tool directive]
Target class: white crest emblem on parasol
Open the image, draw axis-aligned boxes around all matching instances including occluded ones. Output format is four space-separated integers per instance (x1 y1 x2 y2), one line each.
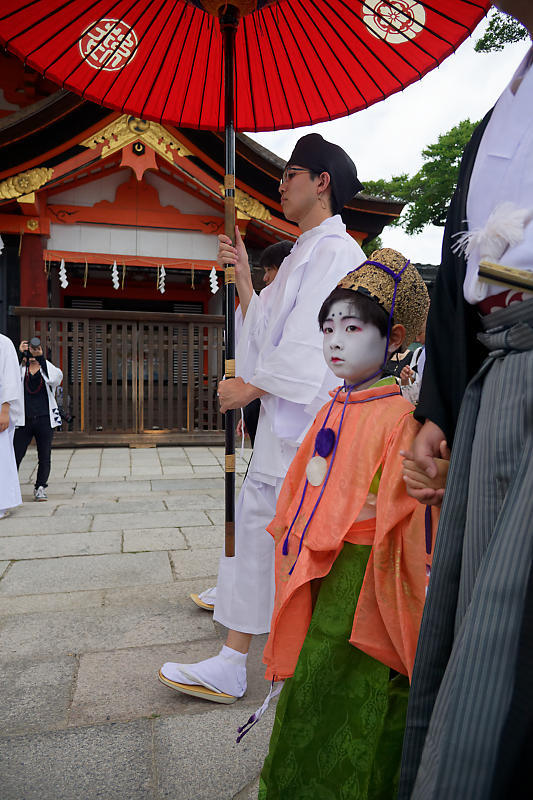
362 0 426 44
79 19 138 72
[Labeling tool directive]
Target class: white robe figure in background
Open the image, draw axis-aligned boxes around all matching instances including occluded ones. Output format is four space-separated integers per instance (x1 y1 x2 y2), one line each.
0 333 23 519
159 133 366 702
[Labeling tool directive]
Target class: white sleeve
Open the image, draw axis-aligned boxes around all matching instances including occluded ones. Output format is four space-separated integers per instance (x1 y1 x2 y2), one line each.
44 361 63 389
252 236 364 442
236 291 269 383
251 236 364 405
0 335 23 407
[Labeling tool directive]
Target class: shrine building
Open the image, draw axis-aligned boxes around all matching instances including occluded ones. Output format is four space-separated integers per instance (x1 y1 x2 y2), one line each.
0 51 404 445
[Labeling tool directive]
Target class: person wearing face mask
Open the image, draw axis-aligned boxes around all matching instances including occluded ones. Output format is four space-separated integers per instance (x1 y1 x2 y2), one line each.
14 339 63 502
399 4 533 798
159 133 366 703
253 250 434 799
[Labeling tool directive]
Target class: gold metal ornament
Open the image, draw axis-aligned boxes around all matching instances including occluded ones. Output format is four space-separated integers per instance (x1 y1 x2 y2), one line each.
80 114 193 164
219 185 271 221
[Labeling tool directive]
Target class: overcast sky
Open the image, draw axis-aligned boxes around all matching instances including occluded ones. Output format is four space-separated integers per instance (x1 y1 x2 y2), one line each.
247 17 530 265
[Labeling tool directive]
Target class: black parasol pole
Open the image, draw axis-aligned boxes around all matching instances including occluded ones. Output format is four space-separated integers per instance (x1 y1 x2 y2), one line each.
219 5 239 557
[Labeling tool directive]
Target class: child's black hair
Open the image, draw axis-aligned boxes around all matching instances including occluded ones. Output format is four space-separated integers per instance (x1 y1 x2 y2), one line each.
259 240 293 269
318 287 389 337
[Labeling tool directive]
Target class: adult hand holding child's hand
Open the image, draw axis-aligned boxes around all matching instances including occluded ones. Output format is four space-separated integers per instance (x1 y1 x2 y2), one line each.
401 420 450 506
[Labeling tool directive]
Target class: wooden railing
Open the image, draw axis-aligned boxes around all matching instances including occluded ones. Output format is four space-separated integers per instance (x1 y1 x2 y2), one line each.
15 308 225 438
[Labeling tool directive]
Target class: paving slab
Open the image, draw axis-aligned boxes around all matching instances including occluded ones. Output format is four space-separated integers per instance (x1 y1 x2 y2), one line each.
64 469 101 478
97 468 131 477
0 551 173 595
101 580 215 609
181 525 224 549
170 548 220 580
123 528 188 552
2 655 76 735
187 455 219 465
205 509 225 525
0 596 215 659
69 632 271 730
159 465 195 475
21 487 76 500
92 509 210 530
151 477 225 492
54 498 167 516
0 531 121 560
7 502 57 516
0 588 107 616
1 720 154 800
164 494 223 510
75 480 151 495
154 701 274 800
69 639 222 726
0 559 10 577
0 514 93 537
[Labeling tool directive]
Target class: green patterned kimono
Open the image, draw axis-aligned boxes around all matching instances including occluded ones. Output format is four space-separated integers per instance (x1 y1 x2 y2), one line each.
259 543 409 799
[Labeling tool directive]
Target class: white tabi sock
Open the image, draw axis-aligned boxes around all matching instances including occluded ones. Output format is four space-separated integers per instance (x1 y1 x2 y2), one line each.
161 645 248 697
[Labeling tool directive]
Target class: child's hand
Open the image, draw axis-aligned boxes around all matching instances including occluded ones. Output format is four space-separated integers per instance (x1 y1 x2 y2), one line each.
400 440 450 506
400 365 414 386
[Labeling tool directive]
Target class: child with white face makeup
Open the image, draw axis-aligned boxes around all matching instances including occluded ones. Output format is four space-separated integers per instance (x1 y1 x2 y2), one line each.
321 298 397 387
255 249 437 800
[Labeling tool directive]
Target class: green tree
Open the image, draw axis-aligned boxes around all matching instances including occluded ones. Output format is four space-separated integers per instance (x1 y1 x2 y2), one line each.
363 120 479 235
475 10 528 53
362 235 383 258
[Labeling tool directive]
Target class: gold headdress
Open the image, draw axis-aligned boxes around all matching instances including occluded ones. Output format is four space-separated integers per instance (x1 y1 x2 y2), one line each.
337 248 429 346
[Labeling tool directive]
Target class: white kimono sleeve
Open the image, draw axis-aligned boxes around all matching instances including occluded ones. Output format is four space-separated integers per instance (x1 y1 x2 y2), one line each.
0 335 24 425
251 236 364 442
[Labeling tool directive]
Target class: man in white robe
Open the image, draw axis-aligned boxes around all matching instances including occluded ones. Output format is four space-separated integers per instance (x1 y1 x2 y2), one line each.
0 333 23 519
159 134 366 701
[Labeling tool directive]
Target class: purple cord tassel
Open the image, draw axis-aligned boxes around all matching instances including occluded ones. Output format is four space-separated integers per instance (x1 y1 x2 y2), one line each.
236 681 284 743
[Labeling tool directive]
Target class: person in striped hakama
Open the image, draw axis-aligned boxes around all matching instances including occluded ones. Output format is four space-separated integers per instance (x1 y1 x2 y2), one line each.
399 3 533 798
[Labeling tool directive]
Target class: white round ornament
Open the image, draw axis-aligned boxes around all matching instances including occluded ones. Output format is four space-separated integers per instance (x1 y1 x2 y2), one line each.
306 455 328 487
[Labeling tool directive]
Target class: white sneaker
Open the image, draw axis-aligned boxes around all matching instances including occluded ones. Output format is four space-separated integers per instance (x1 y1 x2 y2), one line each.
34 486 47 502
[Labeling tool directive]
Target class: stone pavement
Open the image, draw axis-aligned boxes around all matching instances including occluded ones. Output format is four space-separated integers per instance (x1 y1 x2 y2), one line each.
0 444 274 800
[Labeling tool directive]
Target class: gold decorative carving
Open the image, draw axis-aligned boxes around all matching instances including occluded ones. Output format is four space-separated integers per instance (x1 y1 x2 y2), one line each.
26 218 39 231
80 114 193 165
0 168 53 200
219 185 271 222
225 358 236 378
18 192 36 204
225 454 236 472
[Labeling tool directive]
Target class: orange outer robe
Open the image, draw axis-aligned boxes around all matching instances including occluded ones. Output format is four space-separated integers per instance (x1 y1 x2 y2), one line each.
263 383 437 683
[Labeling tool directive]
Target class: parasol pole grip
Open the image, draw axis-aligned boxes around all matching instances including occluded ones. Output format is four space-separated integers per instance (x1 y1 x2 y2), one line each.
220 5 239 558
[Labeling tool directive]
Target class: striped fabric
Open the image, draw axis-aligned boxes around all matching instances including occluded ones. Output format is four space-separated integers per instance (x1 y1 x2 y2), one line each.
399 298 533 799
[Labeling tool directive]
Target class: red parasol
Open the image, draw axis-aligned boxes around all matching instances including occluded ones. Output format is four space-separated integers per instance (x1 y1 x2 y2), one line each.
1 1 490 132
0 0 491 556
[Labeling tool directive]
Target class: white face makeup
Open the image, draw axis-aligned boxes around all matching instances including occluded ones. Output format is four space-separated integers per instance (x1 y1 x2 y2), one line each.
322 299 388 385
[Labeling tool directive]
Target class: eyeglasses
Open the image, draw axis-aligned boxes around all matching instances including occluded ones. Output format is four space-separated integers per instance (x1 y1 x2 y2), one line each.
279 167 312 187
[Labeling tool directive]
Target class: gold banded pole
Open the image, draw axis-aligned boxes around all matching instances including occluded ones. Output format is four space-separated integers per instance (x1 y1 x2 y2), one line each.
220 5 239 557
